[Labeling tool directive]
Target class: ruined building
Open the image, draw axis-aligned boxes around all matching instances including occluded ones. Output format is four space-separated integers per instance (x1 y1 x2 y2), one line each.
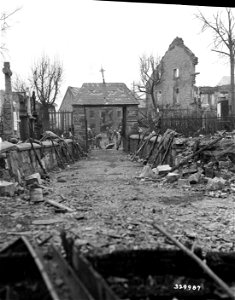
146 37 199 111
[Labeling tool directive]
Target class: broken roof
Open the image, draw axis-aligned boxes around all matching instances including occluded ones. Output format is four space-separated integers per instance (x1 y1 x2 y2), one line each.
72 83 139 107
165 37 198 65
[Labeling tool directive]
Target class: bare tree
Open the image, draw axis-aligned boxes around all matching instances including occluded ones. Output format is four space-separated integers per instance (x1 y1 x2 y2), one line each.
134 55 163 132
195 8 235 114
135 54 162 110
12 74 30 93
0 7 22 56
31 55 63 129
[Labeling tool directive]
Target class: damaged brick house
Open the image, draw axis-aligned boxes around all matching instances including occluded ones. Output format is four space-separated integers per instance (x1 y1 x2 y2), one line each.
60 83 137 133
198 77 232 118
146 37 199 112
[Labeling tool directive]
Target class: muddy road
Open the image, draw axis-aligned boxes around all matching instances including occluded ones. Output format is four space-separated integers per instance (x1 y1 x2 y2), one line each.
0 149 234 254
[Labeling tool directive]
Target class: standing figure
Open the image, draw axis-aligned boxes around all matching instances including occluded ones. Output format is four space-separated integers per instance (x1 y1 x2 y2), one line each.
106 126 113 144
116 125 123 150
68 127 73 138
112 129 118 148
87 127 94 150
95 133 102 149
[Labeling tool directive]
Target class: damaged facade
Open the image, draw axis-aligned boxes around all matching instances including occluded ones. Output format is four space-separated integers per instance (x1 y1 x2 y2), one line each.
146 37 199 111
199 76 232 117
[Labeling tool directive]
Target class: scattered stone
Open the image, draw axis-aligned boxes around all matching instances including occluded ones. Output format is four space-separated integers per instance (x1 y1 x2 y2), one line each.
184 230 197 239
74 214 86 220
204 166 214 178
25 173 42 185
57 177 67 183
155 165 171 175
55 278 64 287
182 167 198 176
15 185 25 194
206 177 226 191
9 137 18 144
139 165 155 178
22 194 30 201
166 172 180 183
218 160 231 169
74 239 89 247
16 224 23 230
0 180 16 197
188 172 201 184
32 218 63 225
178 178 190 187
11 212 23 218
206 191 228 198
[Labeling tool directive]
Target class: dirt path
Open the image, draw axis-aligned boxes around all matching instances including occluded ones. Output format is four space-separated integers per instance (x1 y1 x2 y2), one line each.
0 149 234 254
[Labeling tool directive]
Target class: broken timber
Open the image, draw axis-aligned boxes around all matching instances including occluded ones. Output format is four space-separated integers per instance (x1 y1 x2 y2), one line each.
0 237 95 300
132 131 156 160
0 237 60 300
29 138 48 175
45 199 75 212
170 135 224 174
145 130 160 163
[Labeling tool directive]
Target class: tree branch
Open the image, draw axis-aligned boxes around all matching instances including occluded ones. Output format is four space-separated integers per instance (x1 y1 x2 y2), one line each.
211 49 230 56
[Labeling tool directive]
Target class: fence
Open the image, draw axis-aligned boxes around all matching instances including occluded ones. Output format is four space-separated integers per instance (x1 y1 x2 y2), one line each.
48 111 73 136
0 116 2 137
160 115 235 136
137 108 235 136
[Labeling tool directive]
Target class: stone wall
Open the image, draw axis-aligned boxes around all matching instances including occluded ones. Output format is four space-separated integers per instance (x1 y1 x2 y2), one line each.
73 105 86 140
0 139 74 183
147 37 198 111
159 45 195 107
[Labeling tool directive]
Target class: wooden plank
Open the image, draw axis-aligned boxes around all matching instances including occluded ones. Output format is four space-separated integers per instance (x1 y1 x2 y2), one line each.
50 245 95 300
45 199 75 212
72 247 119 300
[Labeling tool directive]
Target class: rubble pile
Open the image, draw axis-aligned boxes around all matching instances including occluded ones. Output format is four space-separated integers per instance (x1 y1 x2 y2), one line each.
135 130 235 197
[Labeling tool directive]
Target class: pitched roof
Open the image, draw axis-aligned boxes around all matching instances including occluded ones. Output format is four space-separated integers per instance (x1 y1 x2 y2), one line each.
73 83 139 106
217 76 230 86
59 86 80 111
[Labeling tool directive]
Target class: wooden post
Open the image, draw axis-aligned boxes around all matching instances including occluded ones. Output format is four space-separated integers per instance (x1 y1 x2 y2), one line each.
84 107 88 152
122 106 127 151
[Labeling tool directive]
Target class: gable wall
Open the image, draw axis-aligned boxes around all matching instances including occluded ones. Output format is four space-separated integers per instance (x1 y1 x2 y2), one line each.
154 45 196 108
59 89 73 111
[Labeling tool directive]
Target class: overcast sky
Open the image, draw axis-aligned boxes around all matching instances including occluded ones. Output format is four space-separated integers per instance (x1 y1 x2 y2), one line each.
0 0 233 108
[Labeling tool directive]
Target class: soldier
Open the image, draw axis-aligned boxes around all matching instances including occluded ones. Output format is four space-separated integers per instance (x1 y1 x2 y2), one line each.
87 127 94 150
116 125 123 150
95 133 102 149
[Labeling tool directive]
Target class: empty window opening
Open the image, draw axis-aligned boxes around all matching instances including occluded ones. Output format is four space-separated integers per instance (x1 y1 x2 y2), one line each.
173 68 179 78
89 110 95 118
